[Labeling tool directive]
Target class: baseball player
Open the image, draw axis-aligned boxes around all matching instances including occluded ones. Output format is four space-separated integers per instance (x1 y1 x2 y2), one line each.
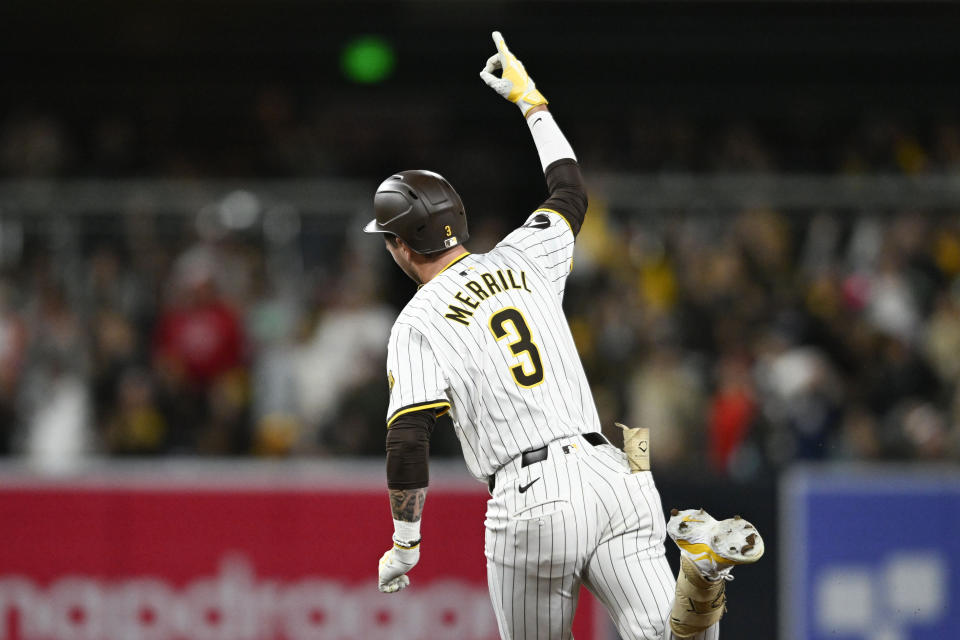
368 32 764 639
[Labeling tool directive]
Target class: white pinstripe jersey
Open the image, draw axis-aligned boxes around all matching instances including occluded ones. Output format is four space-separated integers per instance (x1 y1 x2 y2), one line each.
385 209 601 480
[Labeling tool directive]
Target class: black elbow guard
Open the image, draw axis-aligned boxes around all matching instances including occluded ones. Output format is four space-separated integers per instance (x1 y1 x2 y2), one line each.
541 159 588 236
385 410 436 490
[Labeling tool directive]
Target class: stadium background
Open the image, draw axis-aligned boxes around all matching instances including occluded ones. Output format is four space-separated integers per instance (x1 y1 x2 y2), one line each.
1 1 959 639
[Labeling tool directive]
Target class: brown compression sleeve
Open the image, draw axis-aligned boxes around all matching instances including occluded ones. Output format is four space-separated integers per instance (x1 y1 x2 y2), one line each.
385 409 437 490
539 158 588 236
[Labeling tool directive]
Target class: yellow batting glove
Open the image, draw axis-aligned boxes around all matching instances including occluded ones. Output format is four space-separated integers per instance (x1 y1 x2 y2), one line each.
478 31 548 116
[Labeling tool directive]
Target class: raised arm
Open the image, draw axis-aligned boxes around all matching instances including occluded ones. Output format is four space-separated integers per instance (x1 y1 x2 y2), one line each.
480 31 588 235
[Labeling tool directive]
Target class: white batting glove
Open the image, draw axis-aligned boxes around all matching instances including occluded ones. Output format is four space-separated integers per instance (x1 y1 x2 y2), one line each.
479 31 548 116
377 541 420 593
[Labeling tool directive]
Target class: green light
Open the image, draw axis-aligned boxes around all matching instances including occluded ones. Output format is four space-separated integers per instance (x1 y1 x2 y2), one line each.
341 36 395 84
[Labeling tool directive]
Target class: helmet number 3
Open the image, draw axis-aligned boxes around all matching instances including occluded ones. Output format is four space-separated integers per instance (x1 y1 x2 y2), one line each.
444 225 452 237
488 307 544 388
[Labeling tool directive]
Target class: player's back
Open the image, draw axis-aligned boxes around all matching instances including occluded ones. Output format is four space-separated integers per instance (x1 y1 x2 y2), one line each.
387 210 600 480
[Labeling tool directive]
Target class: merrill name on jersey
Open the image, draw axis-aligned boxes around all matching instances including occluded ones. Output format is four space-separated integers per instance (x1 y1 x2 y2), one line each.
445 268 532 326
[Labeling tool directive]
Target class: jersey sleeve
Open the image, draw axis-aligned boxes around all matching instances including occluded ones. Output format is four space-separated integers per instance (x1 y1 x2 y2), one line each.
496 209 576 295
385 323 451 427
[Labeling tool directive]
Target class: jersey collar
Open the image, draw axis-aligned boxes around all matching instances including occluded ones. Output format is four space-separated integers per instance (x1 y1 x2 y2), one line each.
417 252 471 290
436 251 471 276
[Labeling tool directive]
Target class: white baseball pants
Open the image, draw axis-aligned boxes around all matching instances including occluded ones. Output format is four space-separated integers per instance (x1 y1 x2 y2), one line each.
484 433 719 640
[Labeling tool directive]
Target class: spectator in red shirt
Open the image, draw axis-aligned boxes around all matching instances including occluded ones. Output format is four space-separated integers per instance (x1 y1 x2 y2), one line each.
154 281 244 386
708 354 757 475
153 256 248 453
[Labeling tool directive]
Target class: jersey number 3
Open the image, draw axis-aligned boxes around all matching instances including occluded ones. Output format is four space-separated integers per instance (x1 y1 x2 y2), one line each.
488 307 544 388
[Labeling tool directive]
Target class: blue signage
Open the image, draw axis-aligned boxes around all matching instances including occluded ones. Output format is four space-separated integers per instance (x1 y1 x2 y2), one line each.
781 466 960 640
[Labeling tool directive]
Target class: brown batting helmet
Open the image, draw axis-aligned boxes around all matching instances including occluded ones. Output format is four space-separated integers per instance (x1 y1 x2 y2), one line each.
363 170 469 254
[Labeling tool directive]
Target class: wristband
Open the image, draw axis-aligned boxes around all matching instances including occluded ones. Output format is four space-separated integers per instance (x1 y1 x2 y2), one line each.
527 110 576 171
516 91 549 117
393 519 421 547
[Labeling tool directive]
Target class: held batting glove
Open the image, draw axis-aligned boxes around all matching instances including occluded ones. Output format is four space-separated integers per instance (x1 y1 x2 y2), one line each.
377 539 420 593
479 31 548 116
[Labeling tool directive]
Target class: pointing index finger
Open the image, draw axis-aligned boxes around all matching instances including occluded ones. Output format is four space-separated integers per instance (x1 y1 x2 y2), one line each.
492 31 508 54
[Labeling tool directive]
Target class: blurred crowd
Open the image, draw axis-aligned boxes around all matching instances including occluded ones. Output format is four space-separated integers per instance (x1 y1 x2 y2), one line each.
4 88 960 180
0 210 401 466
567 205 960 477
1 103 959 476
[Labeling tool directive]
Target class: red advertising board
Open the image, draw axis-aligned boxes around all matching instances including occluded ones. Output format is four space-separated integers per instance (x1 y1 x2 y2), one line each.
0 463 604 640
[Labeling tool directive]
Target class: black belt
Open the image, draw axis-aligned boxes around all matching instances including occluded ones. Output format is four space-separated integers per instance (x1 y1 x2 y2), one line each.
488 432 608 494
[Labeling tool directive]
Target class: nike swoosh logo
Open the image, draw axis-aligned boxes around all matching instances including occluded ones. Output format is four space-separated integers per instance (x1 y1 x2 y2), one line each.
524 213 551 229
532 117 543 127
517 478 540 494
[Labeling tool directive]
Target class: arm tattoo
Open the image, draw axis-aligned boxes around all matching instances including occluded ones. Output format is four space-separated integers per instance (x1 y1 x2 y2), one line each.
389 487 427 522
